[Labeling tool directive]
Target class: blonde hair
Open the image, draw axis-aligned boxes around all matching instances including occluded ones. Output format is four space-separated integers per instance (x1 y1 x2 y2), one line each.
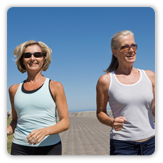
13 40 52 73
105 30 134 72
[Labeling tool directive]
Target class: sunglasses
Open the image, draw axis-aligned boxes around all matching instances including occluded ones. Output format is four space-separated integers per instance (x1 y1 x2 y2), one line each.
23 52 44 58
120 44 138 52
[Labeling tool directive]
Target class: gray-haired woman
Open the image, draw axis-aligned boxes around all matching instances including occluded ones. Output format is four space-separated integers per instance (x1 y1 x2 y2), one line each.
96 30 155 155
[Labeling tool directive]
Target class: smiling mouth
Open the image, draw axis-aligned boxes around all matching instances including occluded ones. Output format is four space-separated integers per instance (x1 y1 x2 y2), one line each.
127 55 134 58
29 63 38 66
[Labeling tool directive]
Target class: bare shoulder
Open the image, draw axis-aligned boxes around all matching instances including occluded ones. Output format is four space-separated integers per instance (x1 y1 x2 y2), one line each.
96 73 110 89
145 70 155 77
50 80 64 93
50 80 65 102
144 70 155 84
144 70 155 79
9 84 20 96
50 80 63 88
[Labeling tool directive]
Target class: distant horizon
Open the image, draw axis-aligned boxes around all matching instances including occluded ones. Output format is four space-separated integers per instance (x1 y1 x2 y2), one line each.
7 107 111 113
69 107 111 113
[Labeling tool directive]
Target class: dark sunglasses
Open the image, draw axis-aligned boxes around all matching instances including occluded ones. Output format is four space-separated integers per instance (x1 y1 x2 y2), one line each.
23 52 44 58
120 44 138 52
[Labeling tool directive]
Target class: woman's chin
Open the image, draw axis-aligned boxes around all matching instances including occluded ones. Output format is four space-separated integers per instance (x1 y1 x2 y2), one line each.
125 57 136 64
26 67 42 73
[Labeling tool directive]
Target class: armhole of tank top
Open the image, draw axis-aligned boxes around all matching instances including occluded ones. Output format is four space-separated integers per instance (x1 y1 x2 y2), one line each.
14 83 22 101
108 72 112 94
142 70 153 86
49 79 56 103
49 80 58 120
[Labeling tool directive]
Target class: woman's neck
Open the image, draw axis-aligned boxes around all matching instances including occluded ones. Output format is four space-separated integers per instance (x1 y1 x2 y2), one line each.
26 71 45 83
115 65 136 75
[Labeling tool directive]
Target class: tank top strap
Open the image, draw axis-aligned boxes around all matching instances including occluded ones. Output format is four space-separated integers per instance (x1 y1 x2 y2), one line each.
109 72 114 92
44 77 50 86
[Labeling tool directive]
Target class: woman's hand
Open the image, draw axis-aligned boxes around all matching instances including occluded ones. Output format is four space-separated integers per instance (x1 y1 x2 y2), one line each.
112 116 127 131
7 128 12 137
7 123 15 137
26 128 48 145
7 130 11 137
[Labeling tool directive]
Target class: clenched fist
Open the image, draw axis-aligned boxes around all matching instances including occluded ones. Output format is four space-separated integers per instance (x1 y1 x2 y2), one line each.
112 116 127 131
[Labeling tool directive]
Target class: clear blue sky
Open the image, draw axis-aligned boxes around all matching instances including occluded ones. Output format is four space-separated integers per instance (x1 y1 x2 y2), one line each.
7 7 155 112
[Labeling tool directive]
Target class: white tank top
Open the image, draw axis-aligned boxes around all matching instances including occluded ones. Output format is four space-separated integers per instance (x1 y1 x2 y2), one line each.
108 69 155 141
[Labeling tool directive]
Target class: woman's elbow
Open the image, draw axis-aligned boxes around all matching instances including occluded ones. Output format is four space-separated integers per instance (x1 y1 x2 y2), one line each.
96 111 103 123
66 121 70 130
63 119 69 131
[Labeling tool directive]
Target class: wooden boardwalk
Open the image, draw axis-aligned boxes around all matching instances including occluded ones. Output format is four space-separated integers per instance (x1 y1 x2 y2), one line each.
59 116 112 155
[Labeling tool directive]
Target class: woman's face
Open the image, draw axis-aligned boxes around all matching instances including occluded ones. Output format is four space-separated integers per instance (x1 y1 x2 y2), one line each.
23 44 44 73
113 34 137 66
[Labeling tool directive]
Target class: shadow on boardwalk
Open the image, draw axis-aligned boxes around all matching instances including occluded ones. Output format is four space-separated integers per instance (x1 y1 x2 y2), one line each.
59 117 112 155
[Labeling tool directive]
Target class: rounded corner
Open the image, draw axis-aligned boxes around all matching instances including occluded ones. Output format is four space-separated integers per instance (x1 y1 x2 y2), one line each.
6 150 11 156
7 7 14 15
148 7 156 14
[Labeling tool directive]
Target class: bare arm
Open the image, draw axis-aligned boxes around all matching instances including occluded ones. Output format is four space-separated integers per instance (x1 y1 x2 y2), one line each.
145 70 155 117
96 74 127 131
7 84 18 136
96 74 114 127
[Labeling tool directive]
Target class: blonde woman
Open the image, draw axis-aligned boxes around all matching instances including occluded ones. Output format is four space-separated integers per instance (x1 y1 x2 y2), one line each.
96 30 155 155
7 40 69 155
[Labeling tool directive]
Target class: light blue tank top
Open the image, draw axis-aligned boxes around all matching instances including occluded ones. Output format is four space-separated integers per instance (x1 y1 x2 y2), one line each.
13 78 61 146
108 69 155 141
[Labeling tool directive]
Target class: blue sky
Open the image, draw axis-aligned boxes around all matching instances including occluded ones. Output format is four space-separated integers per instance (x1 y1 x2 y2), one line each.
7 7 155 112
